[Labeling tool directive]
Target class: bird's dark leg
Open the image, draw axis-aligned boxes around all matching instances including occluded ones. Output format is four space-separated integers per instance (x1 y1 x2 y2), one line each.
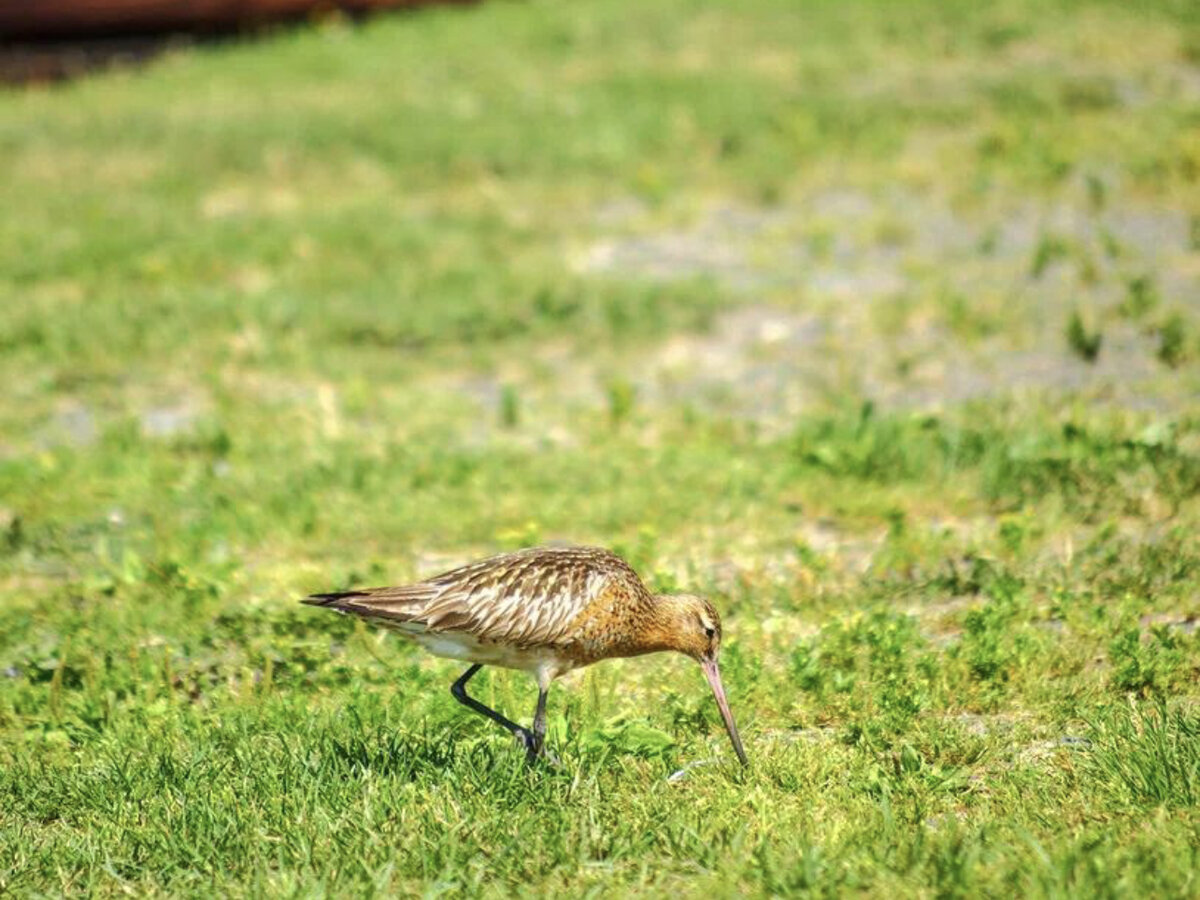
450 664 535 751
528 686 549 763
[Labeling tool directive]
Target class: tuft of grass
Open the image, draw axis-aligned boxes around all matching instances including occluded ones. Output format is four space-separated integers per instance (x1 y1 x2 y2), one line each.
500 384 521 428
607 378 637 427
1119 276 1159 320
1031 234 1072 278
1085 700 1200 809
1109 626 1190 696
1059 77 1120 113
1066 310 1102 362
1156 314 1188 368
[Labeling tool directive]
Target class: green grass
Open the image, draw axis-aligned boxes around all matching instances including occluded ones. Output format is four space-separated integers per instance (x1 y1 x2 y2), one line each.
2 0 1200 895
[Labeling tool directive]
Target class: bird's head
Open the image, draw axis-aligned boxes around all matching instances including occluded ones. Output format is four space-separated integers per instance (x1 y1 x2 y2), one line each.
654 593 747 766
656 592 723 661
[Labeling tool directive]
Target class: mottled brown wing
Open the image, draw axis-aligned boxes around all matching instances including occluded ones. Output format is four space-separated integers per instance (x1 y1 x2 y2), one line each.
304 546 649 648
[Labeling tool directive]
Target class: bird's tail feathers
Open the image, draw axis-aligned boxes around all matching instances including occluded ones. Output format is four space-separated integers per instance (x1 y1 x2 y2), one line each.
302 590 370 607
301 585 439 623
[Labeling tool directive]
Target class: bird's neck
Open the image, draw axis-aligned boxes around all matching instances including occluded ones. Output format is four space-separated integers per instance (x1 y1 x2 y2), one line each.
621 594 692 657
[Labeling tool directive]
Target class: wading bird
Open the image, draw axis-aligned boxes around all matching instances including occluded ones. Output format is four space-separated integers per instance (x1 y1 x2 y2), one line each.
303 545 747 765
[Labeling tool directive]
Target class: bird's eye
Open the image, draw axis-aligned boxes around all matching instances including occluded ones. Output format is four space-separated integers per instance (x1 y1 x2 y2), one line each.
704 626 715 639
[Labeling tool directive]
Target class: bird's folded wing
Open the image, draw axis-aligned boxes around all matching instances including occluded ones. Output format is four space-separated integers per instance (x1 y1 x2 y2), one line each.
306 547 637 648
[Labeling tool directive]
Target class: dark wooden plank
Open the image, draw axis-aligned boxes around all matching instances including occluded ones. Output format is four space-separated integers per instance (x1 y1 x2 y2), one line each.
0 0 475 42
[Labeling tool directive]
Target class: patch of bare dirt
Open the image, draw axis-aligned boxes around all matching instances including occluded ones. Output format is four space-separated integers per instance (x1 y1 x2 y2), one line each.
563 185 1199 421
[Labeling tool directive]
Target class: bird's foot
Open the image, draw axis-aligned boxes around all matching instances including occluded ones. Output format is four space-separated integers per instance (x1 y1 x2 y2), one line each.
515 729 559 768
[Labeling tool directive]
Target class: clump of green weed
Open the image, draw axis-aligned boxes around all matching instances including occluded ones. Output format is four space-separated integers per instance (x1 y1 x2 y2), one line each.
581 716 676 760
1155 314 1188 368
1109 626 1190 696
1118 275 1158 320
1031 234 1071 278
607 378 636 427
941 290 999 341
1085 173 1107 211
1060 76 1119 112
500 384 521 428
792 404 986 484
952 564 1038 690
1182 31 1200 65
790 608 934 739
1066 310 1102 362
1082 528 1199 598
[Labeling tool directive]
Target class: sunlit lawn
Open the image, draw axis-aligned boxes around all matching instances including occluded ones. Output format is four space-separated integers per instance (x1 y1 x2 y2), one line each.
2 0 1199 894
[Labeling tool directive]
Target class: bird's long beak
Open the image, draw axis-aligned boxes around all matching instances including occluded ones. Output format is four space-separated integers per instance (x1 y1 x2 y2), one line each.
700 657 748 765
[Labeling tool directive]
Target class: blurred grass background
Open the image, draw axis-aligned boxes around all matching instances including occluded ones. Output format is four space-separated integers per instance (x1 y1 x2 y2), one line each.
2 0 1199 895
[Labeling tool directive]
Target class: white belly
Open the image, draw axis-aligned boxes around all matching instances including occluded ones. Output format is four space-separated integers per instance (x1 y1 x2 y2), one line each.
397 625 563 675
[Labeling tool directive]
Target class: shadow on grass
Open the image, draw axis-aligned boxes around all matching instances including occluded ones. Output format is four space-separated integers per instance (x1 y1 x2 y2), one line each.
320 717 541 782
